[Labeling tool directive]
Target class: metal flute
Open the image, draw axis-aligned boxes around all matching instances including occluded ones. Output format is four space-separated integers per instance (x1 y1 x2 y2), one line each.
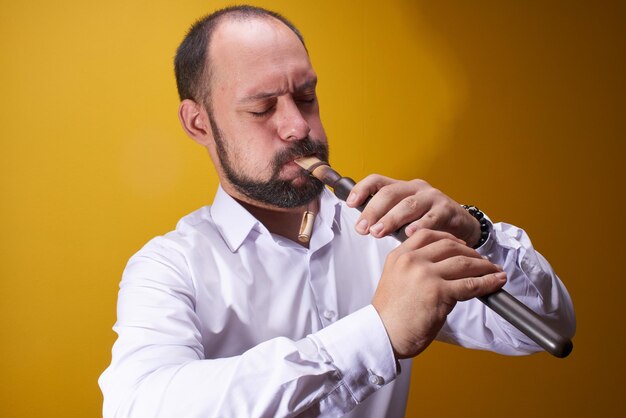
294 156 573 358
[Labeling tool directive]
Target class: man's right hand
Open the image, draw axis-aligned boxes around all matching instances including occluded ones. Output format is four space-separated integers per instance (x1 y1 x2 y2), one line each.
372 229 507 359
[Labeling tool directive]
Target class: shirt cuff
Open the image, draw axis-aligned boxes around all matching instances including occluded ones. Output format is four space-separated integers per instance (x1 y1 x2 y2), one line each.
309 305 398 404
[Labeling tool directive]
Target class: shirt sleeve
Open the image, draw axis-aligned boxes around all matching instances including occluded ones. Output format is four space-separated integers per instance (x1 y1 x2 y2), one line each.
99 247 398 418
436 221 576 355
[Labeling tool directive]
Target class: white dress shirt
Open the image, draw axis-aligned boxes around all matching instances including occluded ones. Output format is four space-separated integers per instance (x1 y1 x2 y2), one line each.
99 186 575 418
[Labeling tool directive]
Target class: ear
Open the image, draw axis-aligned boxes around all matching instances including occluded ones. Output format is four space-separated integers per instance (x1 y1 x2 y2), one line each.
178 99 213 147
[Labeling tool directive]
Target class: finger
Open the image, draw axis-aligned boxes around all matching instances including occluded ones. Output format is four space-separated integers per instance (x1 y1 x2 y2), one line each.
444 271 507 302
357 182 424 235
405 206 482 247
399 229 465 253
345 174 394 208
387 230 463 265
369 194 431 238
403 198 460 237
434 255 503 280
415 237 485 263
404 210 442 237
360 179 435 238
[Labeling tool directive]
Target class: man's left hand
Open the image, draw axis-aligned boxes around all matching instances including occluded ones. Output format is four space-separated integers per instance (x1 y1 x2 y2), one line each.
346 175 481 247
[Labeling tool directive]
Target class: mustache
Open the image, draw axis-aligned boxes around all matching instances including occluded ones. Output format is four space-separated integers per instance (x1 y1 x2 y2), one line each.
271 138 329 174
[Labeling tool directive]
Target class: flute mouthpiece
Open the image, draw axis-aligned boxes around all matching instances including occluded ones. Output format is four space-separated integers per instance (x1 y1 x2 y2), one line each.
294 156 341 187
294 156 327 173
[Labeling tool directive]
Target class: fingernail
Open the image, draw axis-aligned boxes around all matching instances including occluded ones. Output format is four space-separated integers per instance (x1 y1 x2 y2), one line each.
404 225 416 236
356 219 369 233
347 192 357 205
495 264 503 271
370 222 384 236
495 272 507 282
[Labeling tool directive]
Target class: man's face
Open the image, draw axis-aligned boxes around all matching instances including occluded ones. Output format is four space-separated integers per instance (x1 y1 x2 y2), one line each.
205 17 328 208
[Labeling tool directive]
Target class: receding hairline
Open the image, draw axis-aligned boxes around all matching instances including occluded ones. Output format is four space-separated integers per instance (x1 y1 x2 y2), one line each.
202 10 309 106
174 5 307 107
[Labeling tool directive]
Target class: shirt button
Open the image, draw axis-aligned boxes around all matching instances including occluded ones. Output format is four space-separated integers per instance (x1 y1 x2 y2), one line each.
323 310 336 320
368 374 384 386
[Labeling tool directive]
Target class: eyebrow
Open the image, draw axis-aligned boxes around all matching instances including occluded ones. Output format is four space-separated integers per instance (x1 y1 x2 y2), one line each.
238 78 318 104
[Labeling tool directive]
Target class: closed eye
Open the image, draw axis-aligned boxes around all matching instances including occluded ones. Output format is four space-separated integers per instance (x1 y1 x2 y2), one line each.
295 93 317 106
296 87 316 99
249 106 275 118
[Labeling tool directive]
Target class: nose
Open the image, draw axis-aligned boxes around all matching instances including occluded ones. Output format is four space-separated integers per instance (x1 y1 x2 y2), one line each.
276 97 311 142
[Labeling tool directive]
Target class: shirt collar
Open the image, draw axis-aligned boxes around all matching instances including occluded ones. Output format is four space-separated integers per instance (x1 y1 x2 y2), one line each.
318 186 344 235
210 185 261 252
210 185 344 252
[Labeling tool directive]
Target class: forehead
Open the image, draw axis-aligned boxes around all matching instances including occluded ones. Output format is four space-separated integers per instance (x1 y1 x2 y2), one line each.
208 17 314 97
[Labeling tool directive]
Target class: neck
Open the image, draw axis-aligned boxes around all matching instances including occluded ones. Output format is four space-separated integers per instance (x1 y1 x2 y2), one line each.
228 189 320 247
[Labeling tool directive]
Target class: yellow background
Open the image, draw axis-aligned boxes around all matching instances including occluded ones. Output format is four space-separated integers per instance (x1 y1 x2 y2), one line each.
1 0 624 416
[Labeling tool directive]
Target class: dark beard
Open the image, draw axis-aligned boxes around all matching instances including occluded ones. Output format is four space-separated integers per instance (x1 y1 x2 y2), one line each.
209 114 328 208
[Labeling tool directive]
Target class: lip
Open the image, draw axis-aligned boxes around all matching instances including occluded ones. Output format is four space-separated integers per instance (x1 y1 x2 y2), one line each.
278 160 311 182
279 160 304 174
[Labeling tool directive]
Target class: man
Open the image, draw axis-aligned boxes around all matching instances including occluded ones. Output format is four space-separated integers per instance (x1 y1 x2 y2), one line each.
100 5 575 417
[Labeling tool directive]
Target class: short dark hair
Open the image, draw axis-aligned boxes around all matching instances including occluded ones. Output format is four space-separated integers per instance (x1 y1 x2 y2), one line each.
174 5 306 107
